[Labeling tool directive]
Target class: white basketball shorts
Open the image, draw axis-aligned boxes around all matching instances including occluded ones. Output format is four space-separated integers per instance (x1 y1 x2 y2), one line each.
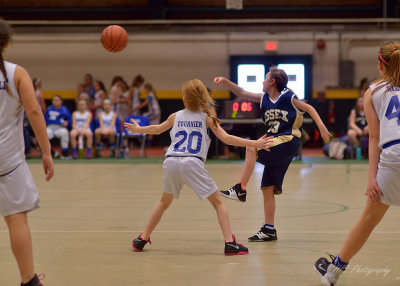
162 156 218 200
377 143 400 207
0 161 40 216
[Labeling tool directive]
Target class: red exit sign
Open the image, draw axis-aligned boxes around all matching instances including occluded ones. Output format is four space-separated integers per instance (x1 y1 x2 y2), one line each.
264 41 278 51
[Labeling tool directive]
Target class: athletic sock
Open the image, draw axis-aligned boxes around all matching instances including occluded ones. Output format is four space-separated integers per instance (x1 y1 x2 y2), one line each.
238 182 246 190
61 148 69 156
72 148 77 153
87 148 92 152
333 255 348 270
21 275 36 286
264 224 275 230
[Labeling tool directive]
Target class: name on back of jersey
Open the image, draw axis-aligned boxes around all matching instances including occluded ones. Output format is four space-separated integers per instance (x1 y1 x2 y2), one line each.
264 109 289 123
177 120 203 128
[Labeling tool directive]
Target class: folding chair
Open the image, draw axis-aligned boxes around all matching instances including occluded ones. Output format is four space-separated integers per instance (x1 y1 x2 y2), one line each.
123 115 149 158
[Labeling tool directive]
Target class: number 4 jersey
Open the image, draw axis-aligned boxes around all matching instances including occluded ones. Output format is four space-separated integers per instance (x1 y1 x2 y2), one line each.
165 109 211 161
260 88 304 141
371 81 400 148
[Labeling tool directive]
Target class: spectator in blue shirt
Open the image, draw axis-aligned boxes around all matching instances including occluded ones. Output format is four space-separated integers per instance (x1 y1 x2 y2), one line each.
45 95 71 158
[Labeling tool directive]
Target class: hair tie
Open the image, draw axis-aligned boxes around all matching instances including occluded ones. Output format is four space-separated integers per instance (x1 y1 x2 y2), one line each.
378 51 389 66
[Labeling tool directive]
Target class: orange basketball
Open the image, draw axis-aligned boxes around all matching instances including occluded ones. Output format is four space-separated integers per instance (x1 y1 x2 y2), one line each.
101 25 128 53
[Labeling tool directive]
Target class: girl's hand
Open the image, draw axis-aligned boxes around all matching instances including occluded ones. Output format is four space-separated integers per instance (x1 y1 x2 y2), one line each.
124 119 140 133
63 121 68 127
255 135 274 151
213 77 226 86
365 178 384 204
42 153 54 181
319 126 332 143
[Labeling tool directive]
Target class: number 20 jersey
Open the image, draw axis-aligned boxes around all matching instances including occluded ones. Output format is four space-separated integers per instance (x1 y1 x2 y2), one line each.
371 81 400 148
260 88 303 138
165 109 211 161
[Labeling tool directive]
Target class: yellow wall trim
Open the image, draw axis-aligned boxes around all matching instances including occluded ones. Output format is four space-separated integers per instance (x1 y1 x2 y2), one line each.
312 89 359 99
43 89 231 100
44 89 360 100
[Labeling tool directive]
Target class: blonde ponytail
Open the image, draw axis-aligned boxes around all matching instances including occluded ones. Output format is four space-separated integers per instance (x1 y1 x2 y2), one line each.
182 79 221 127
375 41 400 92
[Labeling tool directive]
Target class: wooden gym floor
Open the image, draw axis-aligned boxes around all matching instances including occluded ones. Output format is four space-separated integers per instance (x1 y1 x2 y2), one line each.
0 160 399 286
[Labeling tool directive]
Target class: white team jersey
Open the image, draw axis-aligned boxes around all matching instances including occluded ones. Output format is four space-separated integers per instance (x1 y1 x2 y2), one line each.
74 110 90 129
165 109 211 161
100 110 115 129
371 81 400 148
131 87 141 115
0 61 25 174
147 92 160 116
94 90 103 107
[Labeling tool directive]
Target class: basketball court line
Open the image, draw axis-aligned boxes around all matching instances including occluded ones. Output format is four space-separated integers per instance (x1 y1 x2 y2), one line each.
0 230 399 234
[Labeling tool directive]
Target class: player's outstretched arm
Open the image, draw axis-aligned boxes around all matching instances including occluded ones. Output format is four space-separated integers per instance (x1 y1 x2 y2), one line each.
17 66 54 181
124 113 176 135
207 117 272 149
292 98 332 143
214 77 263 102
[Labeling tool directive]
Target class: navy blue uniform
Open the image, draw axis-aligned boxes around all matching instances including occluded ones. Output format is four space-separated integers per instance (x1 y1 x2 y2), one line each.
354 110 367 130
257 88 303 194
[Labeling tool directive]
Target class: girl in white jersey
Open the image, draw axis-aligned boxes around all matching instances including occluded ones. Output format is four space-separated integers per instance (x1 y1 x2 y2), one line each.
32 78 46 113
139 83 161 146
70 100 93 159
0 20 54 286
314 41 400 285
128 74 144 116
125 79 272 255
95 99 117 157
93 80 106 119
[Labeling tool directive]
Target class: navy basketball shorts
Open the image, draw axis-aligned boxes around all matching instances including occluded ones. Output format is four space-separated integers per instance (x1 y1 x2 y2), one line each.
257 137 300 195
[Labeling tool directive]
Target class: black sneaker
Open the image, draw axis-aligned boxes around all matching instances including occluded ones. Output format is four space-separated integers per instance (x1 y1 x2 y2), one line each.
131 233 151 252
314 254 344 286
220 184 247 202
224 234 249 256
21 274 44 286
248 225 277 242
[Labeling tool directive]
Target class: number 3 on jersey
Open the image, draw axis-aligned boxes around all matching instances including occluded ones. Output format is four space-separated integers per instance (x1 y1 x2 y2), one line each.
173 130 203 154
267 120 280 133
385 95 400 125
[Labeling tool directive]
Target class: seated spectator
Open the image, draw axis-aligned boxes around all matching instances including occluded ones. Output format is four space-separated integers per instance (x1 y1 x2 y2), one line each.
140 83 161 145
93 80 107 118
76 83 92 108
347 96 368 155
70 100 93 159
115 80 130 122
128 74 145 115
33 78 46 113
95 99 117 157
84 73 95 99
45 95 72 158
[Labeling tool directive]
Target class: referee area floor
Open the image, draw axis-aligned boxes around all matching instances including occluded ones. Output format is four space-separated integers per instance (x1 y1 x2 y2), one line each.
1 157 400 285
